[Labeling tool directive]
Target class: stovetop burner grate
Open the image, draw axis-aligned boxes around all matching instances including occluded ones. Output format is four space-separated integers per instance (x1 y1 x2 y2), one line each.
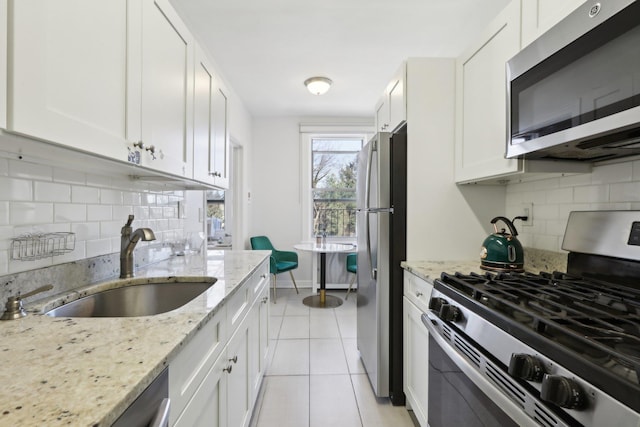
438 271 640 387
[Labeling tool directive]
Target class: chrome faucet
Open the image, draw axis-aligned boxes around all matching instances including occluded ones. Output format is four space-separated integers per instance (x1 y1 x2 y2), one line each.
120 215 156 279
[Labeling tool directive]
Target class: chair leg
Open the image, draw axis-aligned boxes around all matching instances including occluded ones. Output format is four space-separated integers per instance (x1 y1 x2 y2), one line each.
272 274 277 304
345 273 356 300
289 271 299 294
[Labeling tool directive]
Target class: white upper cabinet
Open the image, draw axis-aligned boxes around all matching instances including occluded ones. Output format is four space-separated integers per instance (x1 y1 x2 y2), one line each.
193 48 216 186
8 0 132 161
211 81 230 188
139 0 194 178
521 0 587 48
455 1 522 184
192 46 230 189
7 0 197 179
375 63 406 133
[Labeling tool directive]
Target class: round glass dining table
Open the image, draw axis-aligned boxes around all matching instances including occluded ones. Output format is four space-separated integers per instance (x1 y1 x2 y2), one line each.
293 242 356 308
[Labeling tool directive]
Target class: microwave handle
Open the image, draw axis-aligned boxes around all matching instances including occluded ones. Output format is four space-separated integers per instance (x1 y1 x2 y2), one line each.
149 398 171 427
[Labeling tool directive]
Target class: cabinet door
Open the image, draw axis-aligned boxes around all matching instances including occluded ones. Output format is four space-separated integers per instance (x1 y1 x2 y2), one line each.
227 316 251 427
522 0 587 48
211 82 230 188
140 0 193 177
193 47 216 185
249 282 269 403
403 296 429 427
8 0 132 161
387 65 406 133
375 95 389 132
173 350 228 427
454 1 522 183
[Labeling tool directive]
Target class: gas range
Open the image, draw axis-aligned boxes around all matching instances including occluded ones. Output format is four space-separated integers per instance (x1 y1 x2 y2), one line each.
426 211 640 427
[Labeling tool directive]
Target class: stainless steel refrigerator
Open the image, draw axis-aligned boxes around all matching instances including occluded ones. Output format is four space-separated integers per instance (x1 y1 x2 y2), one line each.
356 125 406 405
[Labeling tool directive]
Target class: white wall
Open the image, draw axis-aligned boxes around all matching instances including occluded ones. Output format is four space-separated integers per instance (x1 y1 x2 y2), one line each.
249 116 372 286
0 156 187 276
505 159 640 252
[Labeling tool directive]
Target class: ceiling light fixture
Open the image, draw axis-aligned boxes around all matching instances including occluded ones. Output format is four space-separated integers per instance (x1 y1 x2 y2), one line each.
304 77 332 95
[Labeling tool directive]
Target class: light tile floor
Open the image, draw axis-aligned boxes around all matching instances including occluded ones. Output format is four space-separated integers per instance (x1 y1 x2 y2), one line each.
249 288 417 427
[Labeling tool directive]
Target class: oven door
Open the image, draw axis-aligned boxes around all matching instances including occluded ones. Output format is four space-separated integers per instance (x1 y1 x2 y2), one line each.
422 313 534 427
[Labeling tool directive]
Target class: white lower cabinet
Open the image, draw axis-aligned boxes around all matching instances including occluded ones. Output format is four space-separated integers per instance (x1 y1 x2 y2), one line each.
170 259 269 426
403 271 433 427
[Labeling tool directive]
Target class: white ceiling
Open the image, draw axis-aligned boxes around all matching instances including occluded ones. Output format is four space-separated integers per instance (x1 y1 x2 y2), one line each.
170 0 511 118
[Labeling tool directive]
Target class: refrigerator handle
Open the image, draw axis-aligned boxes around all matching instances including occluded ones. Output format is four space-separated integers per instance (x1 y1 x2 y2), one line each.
364 140 377 280
364 138 375 210
366 212 375 280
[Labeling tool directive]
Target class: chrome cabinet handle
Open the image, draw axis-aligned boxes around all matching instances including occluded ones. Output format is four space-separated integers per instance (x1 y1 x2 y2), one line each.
261 274 267 279
133 141 144 149
145 145 156 160
261 296 268 304
229 355 238 364
416 291 423 298
223 365 233 373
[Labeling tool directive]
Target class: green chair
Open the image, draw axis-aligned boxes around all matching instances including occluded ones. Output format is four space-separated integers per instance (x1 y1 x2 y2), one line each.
346 253 357 299
250 236 299 303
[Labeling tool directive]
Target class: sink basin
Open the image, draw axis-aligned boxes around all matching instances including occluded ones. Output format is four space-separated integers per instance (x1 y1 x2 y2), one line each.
45 279 217 318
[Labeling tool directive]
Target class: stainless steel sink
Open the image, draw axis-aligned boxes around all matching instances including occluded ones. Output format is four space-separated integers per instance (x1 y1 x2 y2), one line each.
45 279 217 318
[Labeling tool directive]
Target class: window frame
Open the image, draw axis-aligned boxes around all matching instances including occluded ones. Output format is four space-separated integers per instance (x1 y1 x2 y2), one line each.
300 124 374 242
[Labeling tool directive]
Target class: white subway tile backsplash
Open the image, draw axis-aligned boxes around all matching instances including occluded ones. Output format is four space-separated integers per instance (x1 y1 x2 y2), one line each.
149 206 164 219
0 251 7 275
100 220 124 239
9 160 53 181
87 204 113 221
546 188 573 204
86 238 112 258
54 204 87 223
610 182 640 202
72 186 100 204
558 173 592 188
71 222 100 241
0 202 8 225
0 159 8 176
0 177 33 201
53 168 86 185
573 185 609 203
591 162 633 184
34 182 71 203
508 159 640 252
86 173 112 188
1 162 189 275
10 202 54 225
112 205 134 221
101 189 123 205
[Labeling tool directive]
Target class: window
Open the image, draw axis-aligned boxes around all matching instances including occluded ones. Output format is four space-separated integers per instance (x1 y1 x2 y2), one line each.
311 137 364 238
206 190 225 242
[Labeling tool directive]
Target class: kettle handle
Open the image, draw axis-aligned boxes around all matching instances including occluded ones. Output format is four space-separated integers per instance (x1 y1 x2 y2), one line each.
490 216 518 236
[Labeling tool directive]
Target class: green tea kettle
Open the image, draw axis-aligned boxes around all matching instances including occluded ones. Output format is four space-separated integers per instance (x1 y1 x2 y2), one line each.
480 216 525 272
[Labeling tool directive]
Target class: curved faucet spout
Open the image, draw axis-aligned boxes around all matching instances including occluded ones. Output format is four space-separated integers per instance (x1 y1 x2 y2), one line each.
120 219 156 278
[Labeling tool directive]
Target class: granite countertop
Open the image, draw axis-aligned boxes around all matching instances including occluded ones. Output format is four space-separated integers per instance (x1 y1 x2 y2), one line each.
402 248 568 284
0 250 270 427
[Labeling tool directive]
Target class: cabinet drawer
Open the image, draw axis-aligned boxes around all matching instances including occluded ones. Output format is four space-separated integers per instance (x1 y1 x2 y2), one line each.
403 271 432 313
250 262 270 304
227 281 251 335
170 306 226 421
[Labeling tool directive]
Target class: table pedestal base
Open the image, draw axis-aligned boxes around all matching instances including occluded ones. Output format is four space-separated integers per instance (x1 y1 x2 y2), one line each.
303 292 343 308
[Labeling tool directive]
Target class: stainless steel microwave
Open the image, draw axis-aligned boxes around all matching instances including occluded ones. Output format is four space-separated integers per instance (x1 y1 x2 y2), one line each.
506 0 640 162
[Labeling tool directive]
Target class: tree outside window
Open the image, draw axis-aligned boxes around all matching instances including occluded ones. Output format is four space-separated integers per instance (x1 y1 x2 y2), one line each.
312 137 363 238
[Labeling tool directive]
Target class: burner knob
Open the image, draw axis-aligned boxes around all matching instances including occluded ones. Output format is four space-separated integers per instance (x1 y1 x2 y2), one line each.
508 354 545 382
428 297 447 312
540 375 586 409
439 303 462 323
